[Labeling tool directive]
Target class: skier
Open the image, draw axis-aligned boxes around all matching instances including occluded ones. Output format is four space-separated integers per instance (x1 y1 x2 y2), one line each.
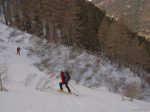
17 47 21 55
59 70 71 93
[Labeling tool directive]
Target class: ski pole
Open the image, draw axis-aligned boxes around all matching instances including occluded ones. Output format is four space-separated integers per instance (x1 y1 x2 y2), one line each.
68 83 79 94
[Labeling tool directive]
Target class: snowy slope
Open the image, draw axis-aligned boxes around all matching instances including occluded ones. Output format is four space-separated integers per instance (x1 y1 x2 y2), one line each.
0 23 150 112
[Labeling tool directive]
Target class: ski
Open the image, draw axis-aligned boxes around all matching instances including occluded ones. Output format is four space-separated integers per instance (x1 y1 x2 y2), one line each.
48 86 79 96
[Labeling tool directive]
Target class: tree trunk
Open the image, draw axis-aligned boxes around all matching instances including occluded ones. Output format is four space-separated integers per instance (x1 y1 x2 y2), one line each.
0 73 3 91
2 0 8 25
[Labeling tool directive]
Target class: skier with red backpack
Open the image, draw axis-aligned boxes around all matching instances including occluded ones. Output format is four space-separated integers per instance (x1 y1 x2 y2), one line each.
59 70 71 93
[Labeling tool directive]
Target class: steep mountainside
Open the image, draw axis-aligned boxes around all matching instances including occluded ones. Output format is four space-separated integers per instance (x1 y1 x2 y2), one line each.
92 0 150 40
0 23 149 112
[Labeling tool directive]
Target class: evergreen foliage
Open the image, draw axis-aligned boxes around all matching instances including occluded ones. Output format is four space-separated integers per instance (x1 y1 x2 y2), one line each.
78 1 105 52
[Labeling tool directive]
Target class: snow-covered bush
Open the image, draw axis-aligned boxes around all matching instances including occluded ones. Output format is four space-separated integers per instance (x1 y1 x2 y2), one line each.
0 64 8 91
109 78 126 92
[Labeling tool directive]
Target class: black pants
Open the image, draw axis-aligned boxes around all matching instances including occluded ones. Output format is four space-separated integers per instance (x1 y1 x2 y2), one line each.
17 51 20 55
59 82 71 92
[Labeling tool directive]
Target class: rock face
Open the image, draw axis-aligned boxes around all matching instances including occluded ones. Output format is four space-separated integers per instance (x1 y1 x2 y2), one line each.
92 0 150 39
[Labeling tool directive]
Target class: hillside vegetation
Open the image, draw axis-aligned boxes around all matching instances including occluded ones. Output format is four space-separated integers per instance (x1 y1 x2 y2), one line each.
1 0 150 81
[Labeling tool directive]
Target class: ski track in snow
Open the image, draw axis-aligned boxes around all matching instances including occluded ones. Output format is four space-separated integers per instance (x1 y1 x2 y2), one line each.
0 23 150 112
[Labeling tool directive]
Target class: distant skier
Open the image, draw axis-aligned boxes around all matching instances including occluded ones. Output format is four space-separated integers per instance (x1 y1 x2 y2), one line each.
17 47 21 55
59 70 71 93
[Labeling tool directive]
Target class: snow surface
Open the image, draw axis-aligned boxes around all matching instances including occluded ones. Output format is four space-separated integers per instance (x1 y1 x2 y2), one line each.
0 23 150 112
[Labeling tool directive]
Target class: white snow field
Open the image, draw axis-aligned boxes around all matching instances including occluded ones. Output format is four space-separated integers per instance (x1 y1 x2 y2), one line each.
0 23 150 112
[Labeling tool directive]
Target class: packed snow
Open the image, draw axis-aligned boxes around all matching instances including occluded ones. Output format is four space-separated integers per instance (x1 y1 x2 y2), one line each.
0 23 150 112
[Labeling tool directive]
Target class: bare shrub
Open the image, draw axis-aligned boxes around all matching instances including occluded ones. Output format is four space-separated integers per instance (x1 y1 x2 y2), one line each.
120 80 141 101
8 31 18 43
0 64 8 91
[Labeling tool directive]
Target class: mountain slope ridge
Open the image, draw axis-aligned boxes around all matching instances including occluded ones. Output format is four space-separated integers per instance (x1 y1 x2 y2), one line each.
92 0 150 40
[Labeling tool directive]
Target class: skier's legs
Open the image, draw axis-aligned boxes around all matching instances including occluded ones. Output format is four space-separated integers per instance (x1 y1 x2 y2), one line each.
65 82 71 92
17 50 20 55
59 82 64 90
